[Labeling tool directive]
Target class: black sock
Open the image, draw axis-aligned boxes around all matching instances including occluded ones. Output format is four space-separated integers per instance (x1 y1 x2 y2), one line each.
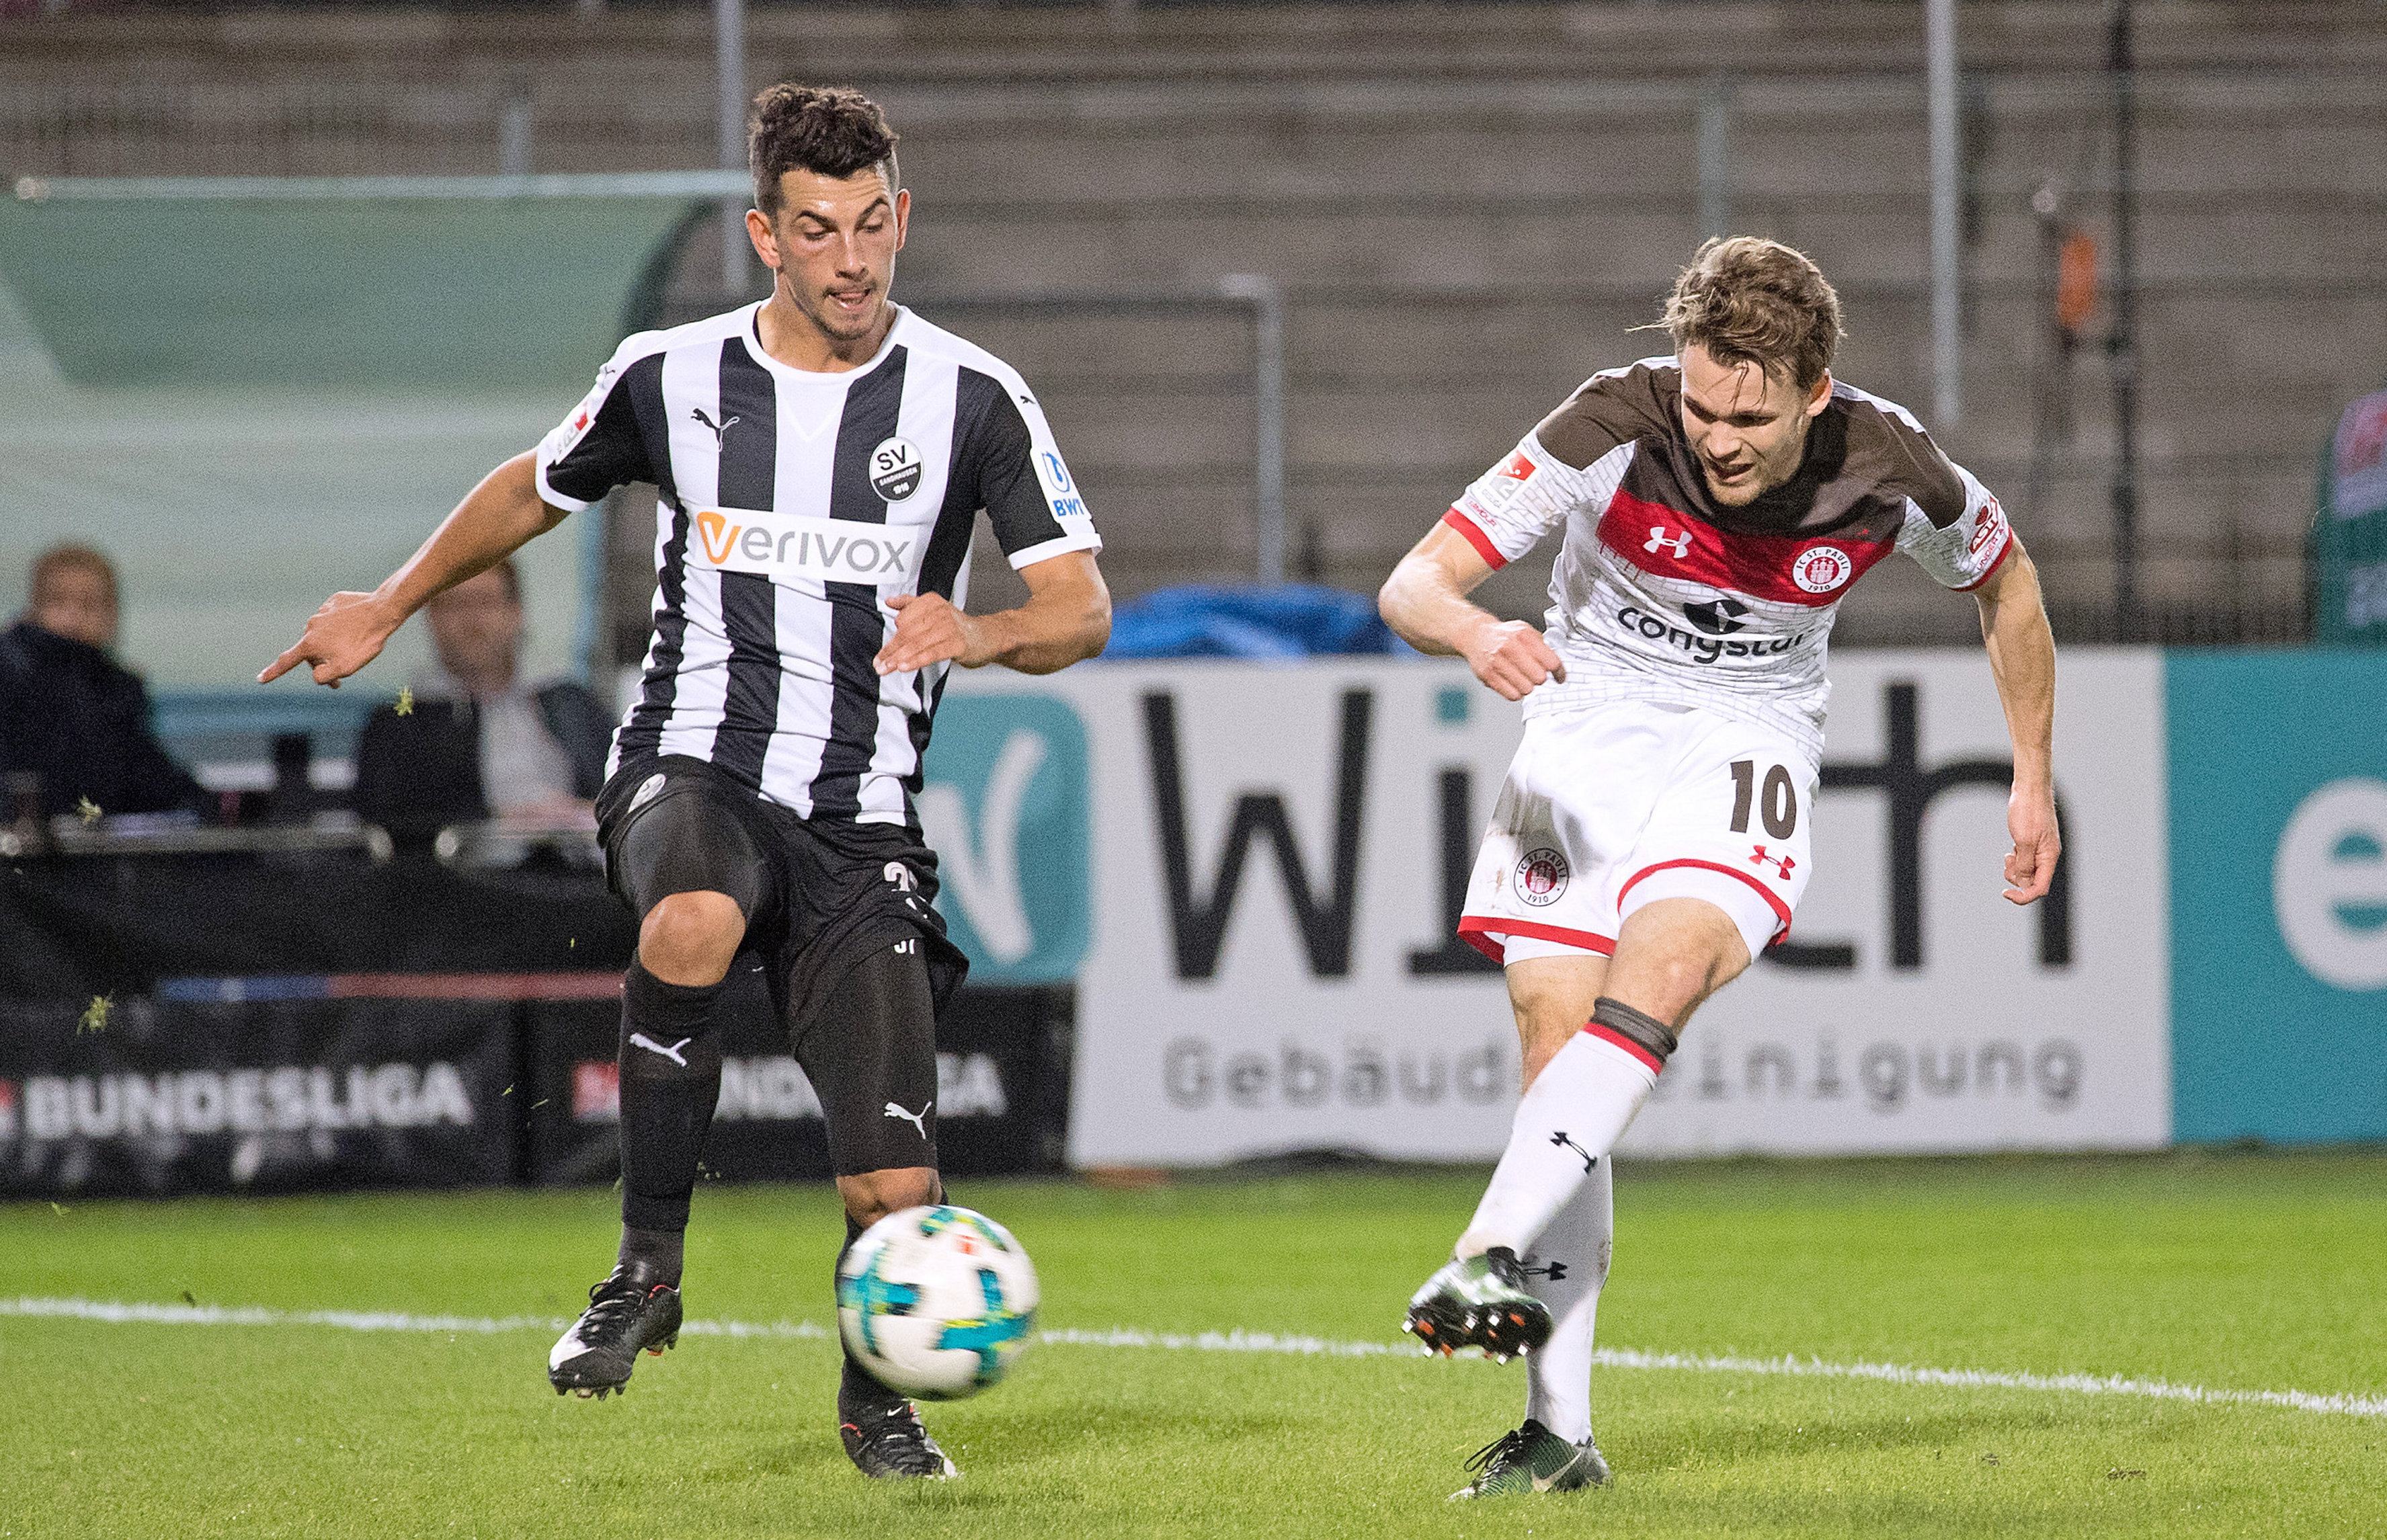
616 1225 684 1287
615 961 723 1283
835 1180 948 1421
836 1212 901 1420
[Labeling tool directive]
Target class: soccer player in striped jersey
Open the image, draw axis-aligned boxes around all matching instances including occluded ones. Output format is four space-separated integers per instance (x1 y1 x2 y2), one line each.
1377 238 2061 1498
262 85 1111 1480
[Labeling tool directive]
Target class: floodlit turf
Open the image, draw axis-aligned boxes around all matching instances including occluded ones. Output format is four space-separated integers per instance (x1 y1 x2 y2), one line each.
7 1151 2386 1539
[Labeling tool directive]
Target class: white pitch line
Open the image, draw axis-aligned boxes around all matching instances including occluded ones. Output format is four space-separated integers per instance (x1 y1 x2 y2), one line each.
9 1296 2383 1420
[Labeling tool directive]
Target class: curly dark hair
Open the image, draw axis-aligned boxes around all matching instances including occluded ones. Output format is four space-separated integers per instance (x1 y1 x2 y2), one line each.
747 83 900 214
1661 237 1845 391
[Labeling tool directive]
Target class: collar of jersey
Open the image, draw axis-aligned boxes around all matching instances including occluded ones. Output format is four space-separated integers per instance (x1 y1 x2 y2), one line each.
736 300 909 383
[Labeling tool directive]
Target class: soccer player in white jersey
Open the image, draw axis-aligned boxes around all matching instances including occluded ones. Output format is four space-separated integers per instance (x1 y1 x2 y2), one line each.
1377 237 2060 1498
262 85 1111 1480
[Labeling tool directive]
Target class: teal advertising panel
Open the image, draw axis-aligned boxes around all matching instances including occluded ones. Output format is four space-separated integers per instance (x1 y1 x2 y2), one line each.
2169 653 2387 1143
917 692 1090 984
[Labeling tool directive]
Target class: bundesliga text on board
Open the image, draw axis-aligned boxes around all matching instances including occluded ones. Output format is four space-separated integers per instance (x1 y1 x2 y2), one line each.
567 1052 1010 1125
0 1062 476 1142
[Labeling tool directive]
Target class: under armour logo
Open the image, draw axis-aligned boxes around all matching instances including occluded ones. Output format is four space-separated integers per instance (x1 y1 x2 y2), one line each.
629 1032 693 1067
1519 1258 1570 1283
691 405 741 445
1749 844 1795 880
1547 1131 1599 1174
883 1100 931 1139
1645 526 1693 559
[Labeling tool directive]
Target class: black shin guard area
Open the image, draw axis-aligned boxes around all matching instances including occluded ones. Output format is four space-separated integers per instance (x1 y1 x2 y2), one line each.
1591 996 1680 1066
617 963 724 1234
791 940 943 1178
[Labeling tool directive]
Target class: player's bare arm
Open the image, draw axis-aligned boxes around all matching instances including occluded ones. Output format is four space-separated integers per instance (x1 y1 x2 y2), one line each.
1378 522 1566 700
257 450 563 688
874 550 1111 678
1974 537 2061 906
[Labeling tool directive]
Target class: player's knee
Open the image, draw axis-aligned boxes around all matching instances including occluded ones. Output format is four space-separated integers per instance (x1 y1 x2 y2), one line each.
638 890 746 985
1504 958 1603 1044
840 1168 940 1227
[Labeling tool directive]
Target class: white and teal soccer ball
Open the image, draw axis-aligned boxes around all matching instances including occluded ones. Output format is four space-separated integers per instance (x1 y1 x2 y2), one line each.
836 1205 1039 1401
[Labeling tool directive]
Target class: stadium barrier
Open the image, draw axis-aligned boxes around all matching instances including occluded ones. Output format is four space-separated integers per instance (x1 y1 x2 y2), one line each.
4 649 2380 1195
0 981 1069 1201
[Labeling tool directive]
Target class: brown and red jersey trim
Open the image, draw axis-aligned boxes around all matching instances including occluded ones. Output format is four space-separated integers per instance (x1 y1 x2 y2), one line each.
1597 487 1896 608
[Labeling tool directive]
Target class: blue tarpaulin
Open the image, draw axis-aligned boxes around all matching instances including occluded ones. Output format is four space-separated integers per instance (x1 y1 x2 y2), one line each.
1102 584 1413 659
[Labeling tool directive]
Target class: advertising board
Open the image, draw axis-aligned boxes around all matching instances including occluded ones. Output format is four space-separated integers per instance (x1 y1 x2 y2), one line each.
940 650 2172 1166
2169 653 2387 1143
0 996 516 1198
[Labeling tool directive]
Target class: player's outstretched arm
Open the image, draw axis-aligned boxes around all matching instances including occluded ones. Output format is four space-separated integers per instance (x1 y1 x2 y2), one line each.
873 550 1111 678
1378 522 1566 702
1974 538 2060 905
259 452 567 689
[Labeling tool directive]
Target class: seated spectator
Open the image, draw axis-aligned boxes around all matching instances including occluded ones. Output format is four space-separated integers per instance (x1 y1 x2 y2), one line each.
0 544 206 821
352 560 611 840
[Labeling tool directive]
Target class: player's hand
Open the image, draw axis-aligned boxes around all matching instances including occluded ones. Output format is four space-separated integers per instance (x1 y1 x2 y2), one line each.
2002 784 2061 905
1463 618 1566 701
876 592 985 676
258 591 400 689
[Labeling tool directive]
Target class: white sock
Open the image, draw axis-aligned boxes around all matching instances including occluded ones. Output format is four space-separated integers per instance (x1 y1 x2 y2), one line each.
1457 1028 1656 1260
1523 1153 1612 1443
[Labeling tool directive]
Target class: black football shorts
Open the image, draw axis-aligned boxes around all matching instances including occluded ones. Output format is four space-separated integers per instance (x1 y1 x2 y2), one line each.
596 754 969 1175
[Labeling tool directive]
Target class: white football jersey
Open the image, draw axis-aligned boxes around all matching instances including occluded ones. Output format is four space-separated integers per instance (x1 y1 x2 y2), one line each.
1444 358 2011 757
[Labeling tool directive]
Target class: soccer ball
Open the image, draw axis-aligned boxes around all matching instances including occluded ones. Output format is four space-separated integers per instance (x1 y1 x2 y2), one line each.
836 1205 1039 1401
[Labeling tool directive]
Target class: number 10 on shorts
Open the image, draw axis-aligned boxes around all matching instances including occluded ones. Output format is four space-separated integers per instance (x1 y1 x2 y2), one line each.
1729 760 1799 839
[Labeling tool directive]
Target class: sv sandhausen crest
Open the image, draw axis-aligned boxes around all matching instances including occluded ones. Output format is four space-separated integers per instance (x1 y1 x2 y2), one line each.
870 436 925 501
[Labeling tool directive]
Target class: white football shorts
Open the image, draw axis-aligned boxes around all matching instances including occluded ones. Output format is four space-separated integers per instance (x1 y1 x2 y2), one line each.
1459 698 1818 967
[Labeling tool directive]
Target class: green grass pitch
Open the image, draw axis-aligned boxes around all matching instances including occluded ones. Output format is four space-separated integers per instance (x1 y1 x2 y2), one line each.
7 1151 2385 1539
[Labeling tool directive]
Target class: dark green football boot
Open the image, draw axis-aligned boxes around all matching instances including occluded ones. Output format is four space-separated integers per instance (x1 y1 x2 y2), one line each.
1402 1247 1553 1362
1447 1418 1611 1499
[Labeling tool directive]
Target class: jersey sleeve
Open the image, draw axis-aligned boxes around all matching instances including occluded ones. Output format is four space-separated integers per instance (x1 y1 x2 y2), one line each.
1895 460 2015 591
1441 360 1673 570
960 376 1102 569
534 337 659 514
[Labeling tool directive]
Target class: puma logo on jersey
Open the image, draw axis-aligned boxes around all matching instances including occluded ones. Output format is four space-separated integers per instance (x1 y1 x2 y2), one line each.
1645 526 1694 559
691 405 741 445
883 1100 931 1139
629 1033 694 1067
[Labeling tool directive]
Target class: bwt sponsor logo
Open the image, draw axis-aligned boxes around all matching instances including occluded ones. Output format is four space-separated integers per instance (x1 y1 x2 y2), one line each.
1162 1037 1514 1112
1648 1034 2084 1114
5 1063 475 1141
571 1053 1010 1124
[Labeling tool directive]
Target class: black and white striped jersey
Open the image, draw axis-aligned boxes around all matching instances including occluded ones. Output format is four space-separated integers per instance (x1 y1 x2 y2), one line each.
533 302 1102 826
